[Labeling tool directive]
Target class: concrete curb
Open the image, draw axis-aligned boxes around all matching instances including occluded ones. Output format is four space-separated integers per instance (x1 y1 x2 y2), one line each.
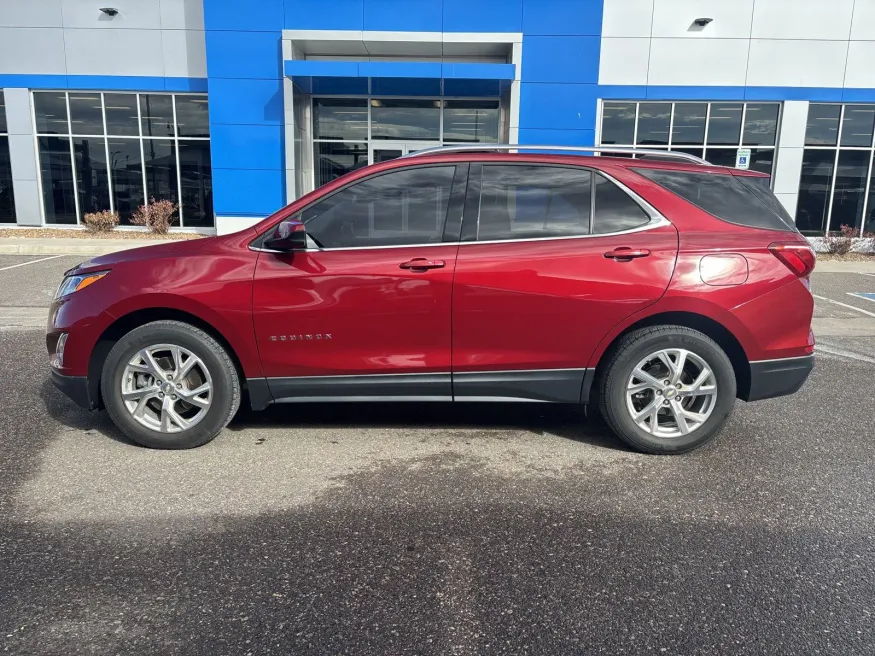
0 238 184 256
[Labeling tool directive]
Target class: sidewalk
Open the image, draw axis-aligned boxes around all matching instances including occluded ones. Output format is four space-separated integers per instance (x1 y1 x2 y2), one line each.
0 237 186 256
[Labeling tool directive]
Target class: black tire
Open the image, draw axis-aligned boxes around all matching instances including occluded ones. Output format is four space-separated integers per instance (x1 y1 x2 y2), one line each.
597 325 736 455
101 320 240 449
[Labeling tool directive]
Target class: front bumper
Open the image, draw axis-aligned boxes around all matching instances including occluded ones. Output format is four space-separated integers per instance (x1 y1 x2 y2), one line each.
50 369 97 410
744 354 815 402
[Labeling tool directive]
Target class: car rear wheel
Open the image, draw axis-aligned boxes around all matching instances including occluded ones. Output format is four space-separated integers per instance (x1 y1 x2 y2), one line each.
101 320 240 449
597 325 737 454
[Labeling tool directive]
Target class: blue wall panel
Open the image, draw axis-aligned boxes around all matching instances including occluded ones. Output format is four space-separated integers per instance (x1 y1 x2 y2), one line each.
285 0 365 30
519 82 599 131
522 36 600 84
522 0 602 36
212 169 285 217
363 0 442 31
206 31 283 80
518 128 595 146
208 78 284 126
210 124 285 171
205 0 284 31
442 0 522 33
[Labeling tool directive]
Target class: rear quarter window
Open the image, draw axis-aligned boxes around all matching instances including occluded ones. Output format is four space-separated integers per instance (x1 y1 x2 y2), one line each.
633 168 796 232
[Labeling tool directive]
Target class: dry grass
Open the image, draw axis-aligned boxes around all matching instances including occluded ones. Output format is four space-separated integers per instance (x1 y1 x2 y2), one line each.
0 228 205 241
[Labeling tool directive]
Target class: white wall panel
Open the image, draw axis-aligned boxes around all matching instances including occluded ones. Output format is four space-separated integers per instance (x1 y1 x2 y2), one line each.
844 41 875 89
651 0 754 39
647 38 749 86
599 38 650 85
161 30 207 78
601 0 654 38
159 0 205 30
12 179 43 226
777 101 809 149
772 147 804 194
60 0 162 30
0 0 62 28
7 134 37 182
64 29 164 76
747 39 847 87
751 0 854 41
0 28 66 74
775 192 798 218
850 1 875 40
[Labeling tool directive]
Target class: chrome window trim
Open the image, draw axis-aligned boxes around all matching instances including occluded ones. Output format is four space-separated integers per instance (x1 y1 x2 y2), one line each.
250 165 671 254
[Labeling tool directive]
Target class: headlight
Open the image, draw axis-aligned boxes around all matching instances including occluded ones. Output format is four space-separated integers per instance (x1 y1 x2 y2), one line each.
55 271 109 299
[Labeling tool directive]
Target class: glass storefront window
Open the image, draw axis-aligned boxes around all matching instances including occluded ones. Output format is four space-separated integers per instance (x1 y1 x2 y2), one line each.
371 98 441 141
33 91 212 227
797 104 875 235
599 101 780 179
0 91 15 223
311 96 502 188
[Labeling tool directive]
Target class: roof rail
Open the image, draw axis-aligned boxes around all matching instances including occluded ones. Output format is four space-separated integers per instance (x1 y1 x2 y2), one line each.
403 144 711 165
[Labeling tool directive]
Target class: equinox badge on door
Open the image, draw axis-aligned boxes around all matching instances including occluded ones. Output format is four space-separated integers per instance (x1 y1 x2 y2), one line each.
269 333 332 342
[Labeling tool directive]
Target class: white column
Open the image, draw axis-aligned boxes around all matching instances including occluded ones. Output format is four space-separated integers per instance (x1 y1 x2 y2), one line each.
772 100 808 219
509 40 522 144
4 88 42 226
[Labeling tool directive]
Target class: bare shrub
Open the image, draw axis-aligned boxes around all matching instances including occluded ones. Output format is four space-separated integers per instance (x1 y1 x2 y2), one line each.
131 198 178 234
82 209 119 233
823 224 857 256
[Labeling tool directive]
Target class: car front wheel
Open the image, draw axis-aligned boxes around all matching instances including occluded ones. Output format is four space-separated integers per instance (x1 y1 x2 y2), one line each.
101 320 241 449
597 325 737 454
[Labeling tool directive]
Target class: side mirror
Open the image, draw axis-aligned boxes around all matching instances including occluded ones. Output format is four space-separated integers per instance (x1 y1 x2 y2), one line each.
264 219 308 252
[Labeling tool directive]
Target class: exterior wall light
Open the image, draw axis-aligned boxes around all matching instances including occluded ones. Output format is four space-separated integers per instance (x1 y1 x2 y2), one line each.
99 7 119 16
693 17 713 26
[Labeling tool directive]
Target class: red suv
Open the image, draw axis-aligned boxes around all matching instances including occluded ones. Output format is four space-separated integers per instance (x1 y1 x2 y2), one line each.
47 147 816 454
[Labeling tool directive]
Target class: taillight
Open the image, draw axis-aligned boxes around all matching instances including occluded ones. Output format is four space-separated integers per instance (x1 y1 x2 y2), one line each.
768 242 816 278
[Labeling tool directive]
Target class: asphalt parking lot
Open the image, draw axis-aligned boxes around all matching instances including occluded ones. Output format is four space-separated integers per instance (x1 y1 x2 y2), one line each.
1 254 875 655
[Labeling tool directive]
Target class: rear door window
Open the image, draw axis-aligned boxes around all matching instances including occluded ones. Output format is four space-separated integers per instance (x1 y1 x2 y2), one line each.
593 174 651 234
633 168 796 231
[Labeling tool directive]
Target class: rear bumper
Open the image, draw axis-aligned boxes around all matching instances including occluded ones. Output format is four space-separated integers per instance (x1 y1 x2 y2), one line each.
743 354 814 402
50 369 97 410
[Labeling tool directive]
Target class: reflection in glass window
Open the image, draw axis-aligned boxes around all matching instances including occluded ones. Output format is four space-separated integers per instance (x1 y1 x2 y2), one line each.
707 103 743 145
600 102 636 145
840 105 875 147
636 103 671 145
805 104 841 146
69 93 104 135
828 150 870 232
704 148 737 168
593 173 650 234
33 92 70 134
0 90 6 134
108 138 144 224
671 103 707 145
0 93 14 223
104 93 140 136
477 165 593 240
302 166 455 248
313 98 368 141
39 136 77 224
178 141 213 228
371 99 440 141
34 91 212 227
796 149 836 234
315 142 368 188
140 94 174 138
443 100 499 143
144 139 178 204
73 137 110 218
742 103 779 146
174 96 210 138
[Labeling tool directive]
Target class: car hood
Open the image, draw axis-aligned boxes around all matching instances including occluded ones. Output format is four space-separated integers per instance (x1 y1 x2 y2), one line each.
67 237 214 275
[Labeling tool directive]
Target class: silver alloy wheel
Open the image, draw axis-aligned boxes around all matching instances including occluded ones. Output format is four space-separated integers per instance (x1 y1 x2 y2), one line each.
120 343 213 433
625 348 717 438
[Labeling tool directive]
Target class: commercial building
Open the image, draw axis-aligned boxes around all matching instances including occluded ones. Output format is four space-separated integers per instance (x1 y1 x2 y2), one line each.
1 0 874 237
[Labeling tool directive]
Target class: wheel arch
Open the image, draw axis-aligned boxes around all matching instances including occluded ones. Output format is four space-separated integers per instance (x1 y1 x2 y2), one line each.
583 310 751 405
87 307 249 410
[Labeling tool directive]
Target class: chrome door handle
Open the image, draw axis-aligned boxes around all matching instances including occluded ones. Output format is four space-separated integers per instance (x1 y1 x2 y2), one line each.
399 258 446 270
604 248 651 261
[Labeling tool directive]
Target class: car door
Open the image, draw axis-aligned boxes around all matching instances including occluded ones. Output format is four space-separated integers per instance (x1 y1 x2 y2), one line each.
252 163 467 402
451 163 678 403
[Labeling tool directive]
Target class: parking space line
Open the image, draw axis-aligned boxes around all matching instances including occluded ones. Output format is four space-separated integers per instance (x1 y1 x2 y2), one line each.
0 255 65 272
848 292 875 304
816 344 875 364
812 294 875 318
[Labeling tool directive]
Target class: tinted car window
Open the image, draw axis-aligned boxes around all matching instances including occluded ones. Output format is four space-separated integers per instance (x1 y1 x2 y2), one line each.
476 165 592 241
301 166 456 248
634 168 796 232
593 174 651 234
